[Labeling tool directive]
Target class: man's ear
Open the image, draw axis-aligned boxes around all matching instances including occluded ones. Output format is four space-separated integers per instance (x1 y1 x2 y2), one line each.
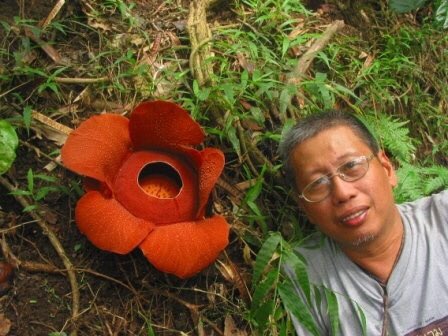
377 150 398 188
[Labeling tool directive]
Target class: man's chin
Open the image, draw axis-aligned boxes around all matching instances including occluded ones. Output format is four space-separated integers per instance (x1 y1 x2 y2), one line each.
340 233 377 249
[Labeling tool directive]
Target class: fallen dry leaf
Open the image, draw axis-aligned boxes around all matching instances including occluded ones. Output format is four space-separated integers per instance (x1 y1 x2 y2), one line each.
0 314 10 336
224 315 247 336
236 53 255 73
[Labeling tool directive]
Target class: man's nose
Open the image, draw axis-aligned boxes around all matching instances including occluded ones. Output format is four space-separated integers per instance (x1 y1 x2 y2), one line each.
330 174 357 204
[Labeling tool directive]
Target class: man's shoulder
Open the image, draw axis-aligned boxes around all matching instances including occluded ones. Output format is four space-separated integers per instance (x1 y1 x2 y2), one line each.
398 189 448 212
398 189 448 225
398 189 448 240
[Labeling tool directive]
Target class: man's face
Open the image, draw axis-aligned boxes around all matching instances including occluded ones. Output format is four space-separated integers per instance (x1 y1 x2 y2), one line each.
291 125 400 249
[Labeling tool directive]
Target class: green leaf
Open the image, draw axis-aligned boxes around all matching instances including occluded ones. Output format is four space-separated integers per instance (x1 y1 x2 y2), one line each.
23 204 38 212
10 189 32 197
34 174 58 182
278 280 320 336
245 173 265 203
284 250 312 305
389 0 427 13
226 126 241 158
436 0 448 29
34 186 60 201
279 86 294 116
0 120 19 175
146 322 156 336
252 233 281 285
23 105 33 135
0 20 11 33
222 83 235 105
354 301 367 336
251 268 279 312
27 168 34 193
252 299 275 332
281 36 290 57
324 287 340 336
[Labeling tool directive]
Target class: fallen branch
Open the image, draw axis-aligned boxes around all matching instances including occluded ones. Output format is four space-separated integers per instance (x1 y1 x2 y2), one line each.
0 176 80 336
40 0 65 29
54 76 109 84
287 20 345 85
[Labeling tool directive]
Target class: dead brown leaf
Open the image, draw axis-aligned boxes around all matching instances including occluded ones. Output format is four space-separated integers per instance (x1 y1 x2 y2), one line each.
236 53 255 73
0 314 11 336
224 315 247 336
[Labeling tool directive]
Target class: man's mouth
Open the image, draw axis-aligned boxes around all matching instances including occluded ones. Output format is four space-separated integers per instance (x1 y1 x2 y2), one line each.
340 209 368 227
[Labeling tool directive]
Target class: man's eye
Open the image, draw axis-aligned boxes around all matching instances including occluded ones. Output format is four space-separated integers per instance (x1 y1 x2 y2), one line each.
344 160 359 169
341 158 364 174
311 176 329 188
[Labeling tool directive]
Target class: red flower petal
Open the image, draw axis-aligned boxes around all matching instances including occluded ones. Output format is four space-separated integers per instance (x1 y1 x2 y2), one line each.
196 148 225 218
129 100 205 150
171 146 225 217
139 215 230 278
113 151 198 224
76 191 154 254
61 114 131 187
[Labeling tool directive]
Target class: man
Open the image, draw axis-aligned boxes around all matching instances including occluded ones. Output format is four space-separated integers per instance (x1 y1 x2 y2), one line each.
278 110 448 335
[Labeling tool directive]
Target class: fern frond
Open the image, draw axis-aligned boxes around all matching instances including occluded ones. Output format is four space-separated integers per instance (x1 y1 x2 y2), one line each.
395 162 425 203
395 163 448 202
422 165 448 194
360 113 416 162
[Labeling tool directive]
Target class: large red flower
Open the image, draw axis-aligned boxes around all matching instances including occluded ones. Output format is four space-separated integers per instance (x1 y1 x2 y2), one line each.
61 100 230 278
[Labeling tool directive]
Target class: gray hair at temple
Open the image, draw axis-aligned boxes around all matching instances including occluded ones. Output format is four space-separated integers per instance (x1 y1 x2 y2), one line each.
278 110 380 189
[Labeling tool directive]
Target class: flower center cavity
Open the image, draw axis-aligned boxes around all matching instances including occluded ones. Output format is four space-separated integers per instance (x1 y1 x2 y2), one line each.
138 162 182 199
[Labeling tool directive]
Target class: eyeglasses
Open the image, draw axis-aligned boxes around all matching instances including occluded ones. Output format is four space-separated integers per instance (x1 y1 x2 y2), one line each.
298 154 376 203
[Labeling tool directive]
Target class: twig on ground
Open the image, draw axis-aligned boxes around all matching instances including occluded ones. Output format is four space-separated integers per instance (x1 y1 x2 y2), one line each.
40 0 66 29
287 20 345 85
0 176 80 336
53 76 109 84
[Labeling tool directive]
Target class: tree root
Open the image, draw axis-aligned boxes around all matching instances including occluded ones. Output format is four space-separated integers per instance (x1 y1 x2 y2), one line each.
0 176 80 336
187 0 214 85
0 236 63 274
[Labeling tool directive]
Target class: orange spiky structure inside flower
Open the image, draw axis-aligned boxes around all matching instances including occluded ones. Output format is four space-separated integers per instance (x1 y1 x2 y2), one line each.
139 174 180 199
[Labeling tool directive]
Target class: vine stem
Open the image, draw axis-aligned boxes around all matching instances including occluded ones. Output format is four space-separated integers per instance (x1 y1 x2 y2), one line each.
0 176 80 336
